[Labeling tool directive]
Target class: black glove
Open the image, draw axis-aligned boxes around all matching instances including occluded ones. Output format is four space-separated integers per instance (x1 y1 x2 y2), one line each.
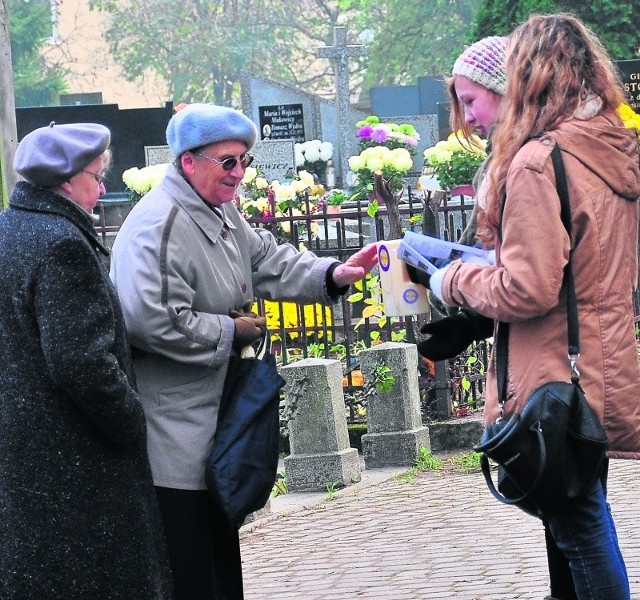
230 302 266 352
406 264 431 289
417 309 493 361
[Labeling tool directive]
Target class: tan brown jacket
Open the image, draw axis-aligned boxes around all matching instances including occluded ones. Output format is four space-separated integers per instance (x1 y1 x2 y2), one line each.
441 115 640 459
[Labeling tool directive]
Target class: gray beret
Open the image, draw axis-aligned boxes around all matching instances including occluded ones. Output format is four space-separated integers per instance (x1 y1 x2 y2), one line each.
14 122 111 187
166 103 258 157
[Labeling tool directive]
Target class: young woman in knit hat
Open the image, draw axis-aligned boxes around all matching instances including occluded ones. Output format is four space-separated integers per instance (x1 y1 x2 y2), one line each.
418 14 639 599
0 122 173 599
414 35 580 600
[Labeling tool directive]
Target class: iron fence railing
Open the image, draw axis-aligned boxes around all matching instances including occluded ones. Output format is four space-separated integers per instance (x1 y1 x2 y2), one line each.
95 188 640 424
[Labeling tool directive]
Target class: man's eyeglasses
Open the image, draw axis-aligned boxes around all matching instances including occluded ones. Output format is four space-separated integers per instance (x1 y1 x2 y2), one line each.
193 153 254 171
82 170 106 185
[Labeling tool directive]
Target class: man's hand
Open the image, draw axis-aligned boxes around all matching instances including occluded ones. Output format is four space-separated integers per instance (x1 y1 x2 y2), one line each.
230 302 266 352
332 243 378 287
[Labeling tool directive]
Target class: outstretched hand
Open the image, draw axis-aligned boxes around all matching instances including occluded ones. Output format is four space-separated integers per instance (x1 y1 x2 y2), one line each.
332 243 379 288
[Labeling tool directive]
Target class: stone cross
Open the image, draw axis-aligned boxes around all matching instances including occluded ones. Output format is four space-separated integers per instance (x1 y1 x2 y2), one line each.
316 26 365 186
0 0 18 207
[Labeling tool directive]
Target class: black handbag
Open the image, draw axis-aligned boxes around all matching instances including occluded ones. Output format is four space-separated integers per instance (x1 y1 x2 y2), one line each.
473 144 608 519
205 332 285 529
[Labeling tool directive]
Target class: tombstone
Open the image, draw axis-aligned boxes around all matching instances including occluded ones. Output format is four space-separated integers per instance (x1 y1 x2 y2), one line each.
282 358 361 492
370 85 420 118
144 145 173 167
417 76 448 115
241 73 368 186
258 104 305 142
251 139 296 182
617 59 640 112
359 342 431 468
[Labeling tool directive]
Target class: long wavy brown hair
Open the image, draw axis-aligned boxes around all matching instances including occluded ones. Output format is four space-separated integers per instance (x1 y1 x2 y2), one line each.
478 13 626 244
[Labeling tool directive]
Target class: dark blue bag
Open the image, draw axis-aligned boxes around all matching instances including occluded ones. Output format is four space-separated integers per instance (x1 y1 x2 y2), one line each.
205 334 286 529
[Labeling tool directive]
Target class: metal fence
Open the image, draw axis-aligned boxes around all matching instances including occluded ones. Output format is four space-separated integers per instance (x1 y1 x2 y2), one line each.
95 189 639 424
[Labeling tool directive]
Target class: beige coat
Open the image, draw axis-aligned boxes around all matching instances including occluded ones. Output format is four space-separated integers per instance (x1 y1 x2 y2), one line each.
110 165 340 489
440 116 640 459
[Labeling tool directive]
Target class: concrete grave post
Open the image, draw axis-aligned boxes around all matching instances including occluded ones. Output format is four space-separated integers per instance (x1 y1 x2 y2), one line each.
360 342 430 468
282 358 361 492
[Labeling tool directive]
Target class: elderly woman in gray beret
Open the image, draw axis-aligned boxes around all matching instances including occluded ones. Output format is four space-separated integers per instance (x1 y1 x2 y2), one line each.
109 103 377 600
0 123 173 599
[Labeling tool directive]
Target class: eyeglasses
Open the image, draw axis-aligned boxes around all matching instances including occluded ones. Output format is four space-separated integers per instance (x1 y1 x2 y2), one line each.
82 170 106 185
193 153 254 171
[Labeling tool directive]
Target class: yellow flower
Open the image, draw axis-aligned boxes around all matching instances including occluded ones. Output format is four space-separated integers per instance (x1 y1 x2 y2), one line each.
290 179 309 194
348 155 366 171
297 170 315 188
122 163 169 195
365 156 384 172
256 177 269 190
242 167 257 184
274 184 295 203
386 148 413 172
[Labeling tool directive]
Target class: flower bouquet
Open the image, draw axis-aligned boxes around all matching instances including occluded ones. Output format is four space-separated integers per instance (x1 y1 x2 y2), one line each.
347 116 419 204
423 133 487 194
122 163 169 203
294 139 333 182
238 167 324 245
355 115 420 153
347 146 414 202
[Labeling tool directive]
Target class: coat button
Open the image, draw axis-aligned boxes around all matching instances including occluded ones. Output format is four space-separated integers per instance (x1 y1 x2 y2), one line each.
221 230 229 240
241 283 247 293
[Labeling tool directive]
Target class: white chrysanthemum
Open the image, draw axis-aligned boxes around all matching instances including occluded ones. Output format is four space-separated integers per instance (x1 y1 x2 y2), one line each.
303 145 321 163
319 141 333 161
294 147 305 167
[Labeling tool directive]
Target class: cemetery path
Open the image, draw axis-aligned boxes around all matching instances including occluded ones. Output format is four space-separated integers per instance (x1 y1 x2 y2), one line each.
240 458 640 599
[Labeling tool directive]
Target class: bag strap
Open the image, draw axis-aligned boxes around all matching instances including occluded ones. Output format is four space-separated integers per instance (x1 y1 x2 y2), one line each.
497 144 581 409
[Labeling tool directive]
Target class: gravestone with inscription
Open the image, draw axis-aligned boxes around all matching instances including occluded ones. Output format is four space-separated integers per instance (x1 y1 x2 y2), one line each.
617 59 640 112
259 104 305 142
241 74 367 186
251 139 296 181
145 145 173 166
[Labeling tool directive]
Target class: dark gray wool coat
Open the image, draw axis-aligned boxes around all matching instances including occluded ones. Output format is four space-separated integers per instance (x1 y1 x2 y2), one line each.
0 182 173 599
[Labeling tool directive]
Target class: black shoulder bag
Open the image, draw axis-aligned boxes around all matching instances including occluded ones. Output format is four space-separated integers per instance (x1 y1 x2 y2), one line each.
473 144 608 519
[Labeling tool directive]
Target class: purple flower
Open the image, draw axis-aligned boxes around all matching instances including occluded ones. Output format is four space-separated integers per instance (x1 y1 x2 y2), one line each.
357 125 374 139
370 128 388 143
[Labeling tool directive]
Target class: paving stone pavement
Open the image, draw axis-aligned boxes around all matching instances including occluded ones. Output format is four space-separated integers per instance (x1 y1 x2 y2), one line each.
240 458 640 600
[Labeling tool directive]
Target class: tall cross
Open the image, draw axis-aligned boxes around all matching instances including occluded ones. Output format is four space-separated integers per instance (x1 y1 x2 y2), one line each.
316 26 365 188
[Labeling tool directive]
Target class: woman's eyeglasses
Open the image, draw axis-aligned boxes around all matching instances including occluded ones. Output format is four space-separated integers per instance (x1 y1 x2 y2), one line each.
82 170 106 185
193 153 254 171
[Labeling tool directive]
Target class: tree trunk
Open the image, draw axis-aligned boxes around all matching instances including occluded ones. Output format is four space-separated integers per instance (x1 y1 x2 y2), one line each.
373 171 403 240
0 0 18 207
